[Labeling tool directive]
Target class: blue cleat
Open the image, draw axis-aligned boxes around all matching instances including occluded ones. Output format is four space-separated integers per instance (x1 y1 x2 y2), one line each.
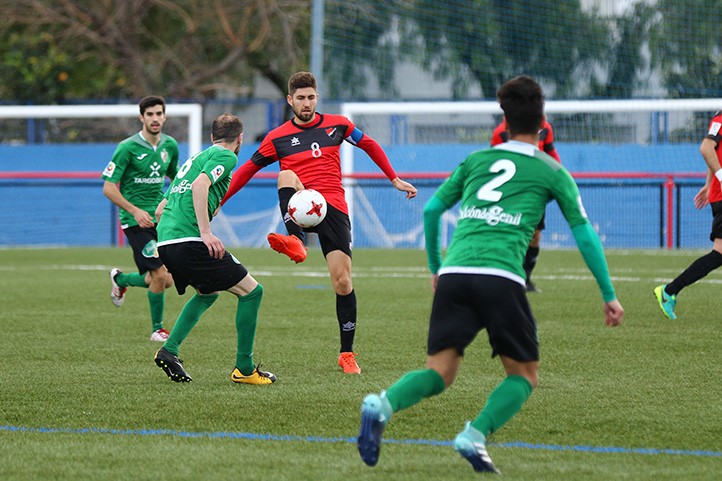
454 421 500 474
357 393 392 467
653 284 677 320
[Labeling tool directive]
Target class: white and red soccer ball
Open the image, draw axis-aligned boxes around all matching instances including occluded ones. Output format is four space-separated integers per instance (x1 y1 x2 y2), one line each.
288 189 327 228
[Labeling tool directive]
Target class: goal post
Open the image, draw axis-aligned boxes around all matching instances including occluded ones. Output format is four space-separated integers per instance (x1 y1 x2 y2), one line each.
0 103 203 156
0 103 203 247
340 98 722 250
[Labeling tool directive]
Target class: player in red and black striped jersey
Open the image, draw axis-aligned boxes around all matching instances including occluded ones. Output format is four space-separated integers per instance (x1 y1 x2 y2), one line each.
221 71 417 374
654 110 722 319
491 118 561 292
491 118 560 162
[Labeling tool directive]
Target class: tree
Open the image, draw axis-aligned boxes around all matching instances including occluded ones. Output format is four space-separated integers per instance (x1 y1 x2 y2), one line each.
406 0 612 98
648 0 722 98
0 0 311 101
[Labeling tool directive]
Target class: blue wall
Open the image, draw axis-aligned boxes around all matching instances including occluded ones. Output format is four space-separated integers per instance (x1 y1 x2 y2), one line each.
0 142 709 248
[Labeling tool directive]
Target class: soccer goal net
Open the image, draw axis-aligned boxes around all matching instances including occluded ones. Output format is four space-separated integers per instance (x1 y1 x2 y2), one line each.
339 99 721 249
2 99 720 249
0 104 202 246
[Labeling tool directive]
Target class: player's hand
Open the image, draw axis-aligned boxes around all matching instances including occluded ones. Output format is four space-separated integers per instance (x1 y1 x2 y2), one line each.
430 273 439 292
392 177 417 199
201 231 225 259
694 185 710 210
134 209 155 228
603 299 624 327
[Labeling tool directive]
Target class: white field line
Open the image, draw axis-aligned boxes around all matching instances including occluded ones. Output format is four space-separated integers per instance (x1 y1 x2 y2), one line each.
2 264 722 284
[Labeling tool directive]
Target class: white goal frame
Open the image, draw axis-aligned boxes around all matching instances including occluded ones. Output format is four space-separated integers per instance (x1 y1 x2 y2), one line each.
341 97 722 176
340 98 722 248
0 103 203 156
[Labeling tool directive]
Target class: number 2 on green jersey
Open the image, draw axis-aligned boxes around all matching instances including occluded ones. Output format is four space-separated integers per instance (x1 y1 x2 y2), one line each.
476 159 516 202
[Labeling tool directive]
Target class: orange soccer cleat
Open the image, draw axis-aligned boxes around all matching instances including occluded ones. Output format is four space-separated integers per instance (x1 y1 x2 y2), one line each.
338 352 361 374
267 233 307 263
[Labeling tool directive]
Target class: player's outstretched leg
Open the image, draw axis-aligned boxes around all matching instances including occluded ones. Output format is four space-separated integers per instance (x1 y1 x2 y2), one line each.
453 421 500 474
154 347 192 382
357 392 392 467
267 233 307 263
109 268 128 307
653 284 677 320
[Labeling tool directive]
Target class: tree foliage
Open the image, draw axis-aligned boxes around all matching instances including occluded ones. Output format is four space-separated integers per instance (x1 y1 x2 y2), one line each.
0 0 311 102
648 0 722 97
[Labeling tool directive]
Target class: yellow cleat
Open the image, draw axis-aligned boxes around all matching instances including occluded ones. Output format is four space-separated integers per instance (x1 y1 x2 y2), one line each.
231 365 276 385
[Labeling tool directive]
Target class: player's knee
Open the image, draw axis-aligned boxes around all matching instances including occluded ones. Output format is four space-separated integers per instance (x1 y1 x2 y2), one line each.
333 276 353 295
277 170 303 190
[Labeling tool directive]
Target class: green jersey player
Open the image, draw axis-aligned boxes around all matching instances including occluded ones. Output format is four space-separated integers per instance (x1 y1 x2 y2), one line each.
357 76 624 473
102 95 179 341
153 113 275 385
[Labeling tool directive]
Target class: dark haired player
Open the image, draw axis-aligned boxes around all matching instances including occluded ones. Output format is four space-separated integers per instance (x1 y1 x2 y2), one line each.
491 117 561 292
221 71 417 374
153 113 275 385
357 76 624 473
655 109 722 319
102 95 178 341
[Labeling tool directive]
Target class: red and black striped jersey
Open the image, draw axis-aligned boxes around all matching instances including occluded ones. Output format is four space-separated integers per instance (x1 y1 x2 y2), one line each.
222 113 397 213
705 111 722 203
491 119 561 162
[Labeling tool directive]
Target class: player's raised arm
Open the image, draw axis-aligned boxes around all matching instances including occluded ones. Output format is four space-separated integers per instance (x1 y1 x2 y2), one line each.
220 158 263 205
351 128 417 199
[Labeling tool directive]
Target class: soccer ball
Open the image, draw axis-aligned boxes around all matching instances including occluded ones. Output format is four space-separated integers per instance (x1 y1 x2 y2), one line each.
288 189 327 228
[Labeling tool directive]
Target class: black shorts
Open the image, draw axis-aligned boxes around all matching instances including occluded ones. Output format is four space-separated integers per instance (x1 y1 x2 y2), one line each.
710 201 722 241
158 241 248 295
536 212 546 231
123 225 164 274
427 273 539 362
303 203 352 258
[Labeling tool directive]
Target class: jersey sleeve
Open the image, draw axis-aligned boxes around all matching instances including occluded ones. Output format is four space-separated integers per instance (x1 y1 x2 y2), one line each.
203 149 237 185
250 135 280 168
101 143 129 183
550 167 588 228
705 113 722 146
166 141 180 179
220 158 263 205
490 122 508 146
542 123 561 162
433 159 467 208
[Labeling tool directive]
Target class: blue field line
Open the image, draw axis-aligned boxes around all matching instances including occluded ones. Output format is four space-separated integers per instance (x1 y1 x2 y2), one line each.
1 425 719 458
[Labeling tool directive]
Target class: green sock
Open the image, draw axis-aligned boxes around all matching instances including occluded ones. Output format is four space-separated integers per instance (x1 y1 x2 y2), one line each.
116 272 148 288
385 369 446 413
147 291 165 331
472 375 533 437
163 293 218 355
235 284 263 375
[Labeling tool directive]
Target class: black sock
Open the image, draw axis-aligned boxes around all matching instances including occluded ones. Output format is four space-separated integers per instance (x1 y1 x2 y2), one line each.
278 187 305 241
336 290 357 353
524 245 540 279
666 250 722 296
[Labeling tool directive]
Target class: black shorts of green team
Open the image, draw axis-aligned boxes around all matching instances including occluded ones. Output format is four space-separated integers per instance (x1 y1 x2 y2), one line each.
301 203 353 258
427 274 539 362
123 225 164 274
158 241 247 296
709 201 722 242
